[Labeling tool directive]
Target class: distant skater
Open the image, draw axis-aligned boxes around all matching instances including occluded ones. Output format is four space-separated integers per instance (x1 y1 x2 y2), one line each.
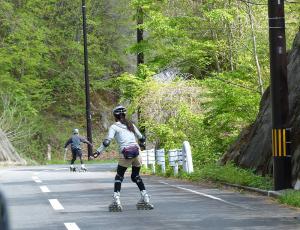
64 128 92 172
94 105 154 212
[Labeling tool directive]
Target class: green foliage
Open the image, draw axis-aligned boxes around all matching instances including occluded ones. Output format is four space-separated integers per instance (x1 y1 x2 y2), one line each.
112 72 145 101
0 0 299 169
117 72 259 167
201 71 260 154
0 0 132 162
181 163 273 190
279 190 300 208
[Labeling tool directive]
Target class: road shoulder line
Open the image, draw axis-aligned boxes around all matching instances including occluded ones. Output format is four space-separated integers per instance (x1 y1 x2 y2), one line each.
49 199 64 210
160 181 252 210
64 223 80 230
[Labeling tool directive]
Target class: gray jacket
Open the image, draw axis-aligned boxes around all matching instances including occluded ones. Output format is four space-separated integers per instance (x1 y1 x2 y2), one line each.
64 135 90 150
97 122 143 153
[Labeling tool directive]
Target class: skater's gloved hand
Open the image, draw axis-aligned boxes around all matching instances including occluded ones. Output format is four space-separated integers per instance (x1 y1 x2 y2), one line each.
64 148 68 152
93 151 101 158
139 141 146 150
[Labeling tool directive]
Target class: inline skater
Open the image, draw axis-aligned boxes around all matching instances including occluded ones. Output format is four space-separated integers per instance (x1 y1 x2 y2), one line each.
94 105 154 212
64 128 92 172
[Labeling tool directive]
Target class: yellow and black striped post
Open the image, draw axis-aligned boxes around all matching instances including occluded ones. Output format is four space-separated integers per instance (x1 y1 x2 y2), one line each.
269 0 292 190
272 128 292 190
272 128 290 157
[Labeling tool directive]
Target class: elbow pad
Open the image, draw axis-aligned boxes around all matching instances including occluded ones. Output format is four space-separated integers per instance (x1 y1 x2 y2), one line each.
103 139 111 147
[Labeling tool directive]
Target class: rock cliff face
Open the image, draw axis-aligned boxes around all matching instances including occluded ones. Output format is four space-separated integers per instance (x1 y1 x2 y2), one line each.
0 129 26 165
220 31 300 183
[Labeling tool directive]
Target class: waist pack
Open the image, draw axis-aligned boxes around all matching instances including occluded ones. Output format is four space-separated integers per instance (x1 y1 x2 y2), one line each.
122 145 139 159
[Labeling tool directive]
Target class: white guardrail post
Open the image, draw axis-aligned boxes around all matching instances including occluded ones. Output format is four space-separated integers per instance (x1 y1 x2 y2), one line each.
142 141 193 176
168 149 179 175
155 149 166 174
141 149 156 173
183 141 193 173
147 149 156 174
141 150 148 169
177 149 183 167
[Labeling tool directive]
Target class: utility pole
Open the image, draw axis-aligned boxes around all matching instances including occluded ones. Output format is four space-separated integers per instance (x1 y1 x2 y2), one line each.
137 6 146 148
137 6 144 66
268 0 291 190
82 0 93 159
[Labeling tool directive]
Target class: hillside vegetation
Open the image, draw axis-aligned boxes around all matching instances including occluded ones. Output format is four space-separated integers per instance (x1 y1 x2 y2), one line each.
0 0 299 169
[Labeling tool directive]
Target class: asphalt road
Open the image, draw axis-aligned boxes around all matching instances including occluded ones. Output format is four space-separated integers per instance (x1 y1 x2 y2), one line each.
1 163 300 230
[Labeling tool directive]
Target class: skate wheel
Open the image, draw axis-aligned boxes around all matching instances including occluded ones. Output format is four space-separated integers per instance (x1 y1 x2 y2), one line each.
136 205 144 210
136 203 154 210
109 205 122 212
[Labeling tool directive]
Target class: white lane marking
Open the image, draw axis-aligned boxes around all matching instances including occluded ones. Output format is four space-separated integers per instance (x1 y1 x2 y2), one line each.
32 176 42 183
49 199 64 210
54 168 69 171
40 186 50 193
64 223 80 230
159 181 251 209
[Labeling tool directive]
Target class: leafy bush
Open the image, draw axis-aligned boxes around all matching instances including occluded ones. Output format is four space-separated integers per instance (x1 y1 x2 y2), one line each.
113 67 260 169
200 71 260 157
279 190 300 208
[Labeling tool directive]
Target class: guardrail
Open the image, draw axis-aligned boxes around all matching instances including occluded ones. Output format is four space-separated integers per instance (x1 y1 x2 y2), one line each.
140 141 193 175
141 149 156 173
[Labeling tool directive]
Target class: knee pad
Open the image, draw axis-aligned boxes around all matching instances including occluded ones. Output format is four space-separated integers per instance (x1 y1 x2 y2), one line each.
131 174 142 183
115 174 124 183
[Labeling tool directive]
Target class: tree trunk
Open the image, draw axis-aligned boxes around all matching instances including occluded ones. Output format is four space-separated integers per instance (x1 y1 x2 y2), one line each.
211 30 221 72
247 4 264 96
226 23 235 71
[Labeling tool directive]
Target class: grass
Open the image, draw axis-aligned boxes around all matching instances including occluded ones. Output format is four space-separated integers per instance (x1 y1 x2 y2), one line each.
186 163 273 190
278 190 300 208
149 163 273 190
144 162 300 208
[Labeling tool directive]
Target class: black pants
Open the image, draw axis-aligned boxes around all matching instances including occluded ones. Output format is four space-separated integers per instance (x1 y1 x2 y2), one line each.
71 148 83 164
114 165 146 192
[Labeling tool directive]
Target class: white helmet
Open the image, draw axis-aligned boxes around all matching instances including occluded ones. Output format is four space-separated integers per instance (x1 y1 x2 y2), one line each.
73 128 79 135
113 105 126 116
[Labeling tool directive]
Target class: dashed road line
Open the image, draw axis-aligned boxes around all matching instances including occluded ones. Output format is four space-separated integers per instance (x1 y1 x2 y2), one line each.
64 223 80 230
32 176 39 180
32 176 42 183
49 199 64 210
54 168 69 171
40 186 50 193
159 181 252 210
